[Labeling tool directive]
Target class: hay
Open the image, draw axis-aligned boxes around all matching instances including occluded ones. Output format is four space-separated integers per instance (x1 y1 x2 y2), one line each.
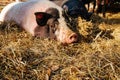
0 12 120 80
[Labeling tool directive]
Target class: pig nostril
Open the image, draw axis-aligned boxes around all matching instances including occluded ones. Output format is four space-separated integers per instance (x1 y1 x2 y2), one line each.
63 33 78 44
69 33 78 42
70 34 77 39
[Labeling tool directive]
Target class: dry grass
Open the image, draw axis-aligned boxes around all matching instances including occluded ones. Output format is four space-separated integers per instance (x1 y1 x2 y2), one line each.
0 12 120 80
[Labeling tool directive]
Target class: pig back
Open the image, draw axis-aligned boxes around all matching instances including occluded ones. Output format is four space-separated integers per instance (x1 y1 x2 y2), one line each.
0 0 62 35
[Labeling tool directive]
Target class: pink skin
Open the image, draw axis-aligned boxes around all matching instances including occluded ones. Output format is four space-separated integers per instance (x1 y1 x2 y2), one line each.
0 0 78 44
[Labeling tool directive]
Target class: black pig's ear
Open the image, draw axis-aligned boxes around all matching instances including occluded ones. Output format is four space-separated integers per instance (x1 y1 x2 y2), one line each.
34 12 52 26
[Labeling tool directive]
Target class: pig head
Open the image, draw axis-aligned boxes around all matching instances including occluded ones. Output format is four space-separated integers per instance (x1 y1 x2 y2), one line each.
0 0 78 44
50 0 92 21
62 0 92 21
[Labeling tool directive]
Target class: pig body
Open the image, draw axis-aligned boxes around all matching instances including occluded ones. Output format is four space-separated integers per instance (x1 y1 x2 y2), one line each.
0 0 60 35
0 0 78 44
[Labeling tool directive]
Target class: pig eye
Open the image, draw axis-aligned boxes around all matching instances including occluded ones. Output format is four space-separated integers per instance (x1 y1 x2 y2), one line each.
51 21 59 33
47 18 59 33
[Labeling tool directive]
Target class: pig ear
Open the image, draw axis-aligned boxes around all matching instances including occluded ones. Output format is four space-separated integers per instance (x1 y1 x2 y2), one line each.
34 12 52 26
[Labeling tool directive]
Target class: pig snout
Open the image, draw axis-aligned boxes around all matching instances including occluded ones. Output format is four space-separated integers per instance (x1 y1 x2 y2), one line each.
67 33 78 44
61 33 78 44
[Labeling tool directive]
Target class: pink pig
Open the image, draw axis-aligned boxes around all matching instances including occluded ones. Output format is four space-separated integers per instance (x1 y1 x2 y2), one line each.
0 0 78 44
